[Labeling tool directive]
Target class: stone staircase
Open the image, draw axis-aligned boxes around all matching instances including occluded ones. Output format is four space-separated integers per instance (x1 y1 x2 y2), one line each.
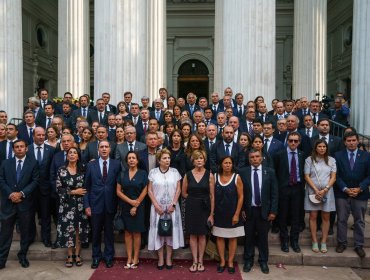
8 214 370 268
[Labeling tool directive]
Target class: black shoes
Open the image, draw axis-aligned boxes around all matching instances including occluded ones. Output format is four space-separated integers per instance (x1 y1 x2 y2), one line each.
18 257 29 268
105 259 114 268
217 264 225 273
328 227 334 236
51 242 59 249
0 262 5 269
227 266 235 274
291 242 301 253
281 242 289 252
91 258 100 269
336 243 347 253
43 240 52 248
81 243 89 249
271 226 279 234
260 262 269 274
243 262 253 272
354 247 366 258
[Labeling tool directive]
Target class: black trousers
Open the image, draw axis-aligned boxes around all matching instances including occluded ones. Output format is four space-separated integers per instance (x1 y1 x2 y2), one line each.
0 210 33 263
38 192 52 241
91 212 115 260
244 207 270 264
279 184 304 242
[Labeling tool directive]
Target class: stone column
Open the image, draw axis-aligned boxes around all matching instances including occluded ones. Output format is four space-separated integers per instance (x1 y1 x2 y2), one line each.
214 0 276 106
94 0 144 105
351 0 370 135
58 0 90 98
293 0 327 100
0 0 23 119
147 0 166 102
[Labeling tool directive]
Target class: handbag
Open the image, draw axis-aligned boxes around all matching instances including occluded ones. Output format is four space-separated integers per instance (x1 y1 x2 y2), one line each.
158 211 173 237
308 159 327 204
113 206 125 231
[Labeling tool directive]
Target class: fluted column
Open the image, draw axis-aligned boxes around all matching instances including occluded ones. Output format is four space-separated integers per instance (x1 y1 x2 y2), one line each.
351 0 370 135
293 0 327 100
94 0 147 105
0 0 23 119
147 0 166 102
214 0 275 106
58 0 90 98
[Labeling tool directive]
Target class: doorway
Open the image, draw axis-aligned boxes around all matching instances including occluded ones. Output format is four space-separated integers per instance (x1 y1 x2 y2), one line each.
177 59 209 99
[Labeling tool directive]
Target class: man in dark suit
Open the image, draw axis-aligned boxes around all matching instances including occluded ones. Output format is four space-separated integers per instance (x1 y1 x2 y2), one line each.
240 149 278 274
308 99 328 125
84 140 121 269
209 125 245 173
38 88 54 110
27 127 55 247
334 131 370 258
36 103 56 129
128 103 141 126
256 102 273 124
273 132 305 253
0 123 19 163
182 92 200 117
271 102 287 125
136 108 150 141
106 113 117 142
54 92 78 115
102 92 117 114
87 98 109 127
218 87 237 108
18 110 36 145
299 114 318 139
262 121 284 157
150 98 165 125
83 125 116 163
203 107 217 126
234 93 246 120
312 118 344 156
228 116 243 143
71 95 95 130
0 139 39 269
204 124 218 169
57 102 74 129
209 92 222 120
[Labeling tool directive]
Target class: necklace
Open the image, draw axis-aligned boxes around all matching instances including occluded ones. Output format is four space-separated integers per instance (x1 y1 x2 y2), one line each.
159 167 169 174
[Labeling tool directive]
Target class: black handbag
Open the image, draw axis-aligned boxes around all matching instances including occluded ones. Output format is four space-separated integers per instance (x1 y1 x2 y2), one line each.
113 206 125 231
158 212 172 237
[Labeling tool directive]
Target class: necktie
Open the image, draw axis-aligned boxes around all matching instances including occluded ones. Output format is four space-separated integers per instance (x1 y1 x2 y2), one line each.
43 101 46 109
190 105 194 115
210 141 214 149
312 113 317 124
64 152 67 162
129 143 133 151
37 146 42 164
253 168 261 206
263 139 269 154
238 106 242 116
83 108 87 118
289 152 297 185
8 141 13 159
213 105 216 111
248 123 254 137
103 160 108 181
321 136 326 143
156 111 160 120
47 117 51 128
133 117 137 125
303 109 307 115
306 128 310 137
261 114 265 122
16 160 22 183
349 152 355 170
143 122 147 134
100 112 103 123
225 144 230 156
219 127 223 134
29 128 34 143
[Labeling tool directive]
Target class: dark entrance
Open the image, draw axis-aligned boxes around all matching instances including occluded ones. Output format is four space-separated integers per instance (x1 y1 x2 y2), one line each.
178 59 209 100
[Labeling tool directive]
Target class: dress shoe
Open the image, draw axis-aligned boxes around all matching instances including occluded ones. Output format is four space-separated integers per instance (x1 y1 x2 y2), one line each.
243 262 253 272
91 258 100 269
271 226 279 234
336 243 346 253
291 242 301 253
260 262 269 274
19 257 29 268
166 264 173 270
140 243 146 250
281 242 289 252
217 264 225 273
227 266 235 274
51 242 59 249
328 227 334 235
43 240 52 248
105 259 114 268
299 224 306 232
157 264 164 270
0 263 5 269
354 247 366 258
81 242 89 249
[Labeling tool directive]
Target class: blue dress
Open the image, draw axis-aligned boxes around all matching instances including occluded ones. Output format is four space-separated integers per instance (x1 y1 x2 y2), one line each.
118 169 148 232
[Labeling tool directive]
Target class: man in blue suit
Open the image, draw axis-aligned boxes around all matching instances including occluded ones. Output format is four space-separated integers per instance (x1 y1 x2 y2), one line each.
334 131 370 258
84 140 121 269
0 140 39 269
17 110 36 145
262 121 284 157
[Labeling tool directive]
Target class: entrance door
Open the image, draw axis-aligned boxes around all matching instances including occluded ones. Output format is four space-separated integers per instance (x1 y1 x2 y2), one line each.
177 59 209 99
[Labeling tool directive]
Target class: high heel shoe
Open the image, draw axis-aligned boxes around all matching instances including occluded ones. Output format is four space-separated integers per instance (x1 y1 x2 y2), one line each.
65 256 73 268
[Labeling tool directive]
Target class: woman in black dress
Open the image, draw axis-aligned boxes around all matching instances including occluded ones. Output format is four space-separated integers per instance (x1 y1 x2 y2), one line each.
182 150 215 272
116 151 148 269
56 147 89 267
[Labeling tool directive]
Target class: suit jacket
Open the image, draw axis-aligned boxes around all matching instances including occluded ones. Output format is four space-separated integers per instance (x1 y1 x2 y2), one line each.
0 157 39 217
82 141 117 163
273 148 305 191
105 104 117 114
50 151 66 193
135 119 150 141
182 103 201 117
26 144 55 195
334 149 370 200
71 107 96 130
239 166 278 220
150 110 165 125
264 137 284 157
311 134 344 156
256 113 274 124
218 98 237 109
299 127 319 139
275 131 312 158
83 159 121 214
87 110 109 126
115 141 147 169
138 148 159 174
209 141 246 173
208 103 223 120
17 124 35 145
107 128 116 142
0 140 8 162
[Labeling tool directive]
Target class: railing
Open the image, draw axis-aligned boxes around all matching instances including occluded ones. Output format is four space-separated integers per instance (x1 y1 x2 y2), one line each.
329 119 370 151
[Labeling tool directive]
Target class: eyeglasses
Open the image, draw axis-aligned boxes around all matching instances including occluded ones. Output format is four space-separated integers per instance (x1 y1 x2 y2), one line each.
288 139 299 143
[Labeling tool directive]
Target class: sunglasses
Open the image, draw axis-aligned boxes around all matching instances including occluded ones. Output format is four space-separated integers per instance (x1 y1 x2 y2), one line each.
288 139 299 143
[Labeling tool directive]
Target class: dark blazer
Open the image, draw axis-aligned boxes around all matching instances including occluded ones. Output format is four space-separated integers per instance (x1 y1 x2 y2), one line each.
82 141 117 163
218 98 237 109
208 103 223 120
273 148 305 191
0 157 39 217
264 137 285 157
311 134 344 156
150 110 165 125
138 148 159 174
83 159 121 214
256 113 274 124
275 131 312 158
55 103 78 115
135 119 149 141
209 141 246 173
0 140 9 162
26 144 55 195
105 104 117 114
182 103 201 117
17 124 34 145
299 127 319 139
87 110 109 126
71 107 96 130
334 149 370 200
107 128 116 142
239 166 278 220
50 151 66 194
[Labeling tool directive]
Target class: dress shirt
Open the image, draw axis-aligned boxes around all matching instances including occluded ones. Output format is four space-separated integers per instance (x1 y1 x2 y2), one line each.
15 155 26 170
6 138 18 159
127 140 136 151
306 127 312 138
276 114 285 120
148 151 156 172
33 143 45 160
264 136 273 152
319 134 328 144
27 124 36 137
99 157 110 175
251 165 262 207
287 147 301 183
223 140 233 154
347 149 358 162
233 130 239 143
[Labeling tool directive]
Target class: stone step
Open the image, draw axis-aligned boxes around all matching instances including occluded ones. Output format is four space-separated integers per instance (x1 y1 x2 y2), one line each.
7 242 370 269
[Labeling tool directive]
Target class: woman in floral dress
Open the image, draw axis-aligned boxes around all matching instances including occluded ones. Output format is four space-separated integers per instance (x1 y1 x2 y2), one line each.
56 147 89 267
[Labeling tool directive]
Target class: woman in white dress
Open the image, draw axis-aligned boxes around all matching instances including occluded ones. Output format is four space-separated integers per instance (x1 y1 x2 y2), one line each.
304 139 336 253
148 148 184 270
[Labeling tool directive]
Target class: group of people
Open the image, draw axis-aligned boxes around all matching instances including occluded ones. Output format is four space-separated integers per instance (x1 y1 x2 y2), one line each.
0 86 369 275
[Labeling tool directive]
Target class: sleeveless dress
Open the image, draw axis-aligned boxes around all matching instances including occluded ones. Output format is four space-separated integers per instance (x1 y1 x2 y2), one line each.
212 173 245 238
185 170 211 235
